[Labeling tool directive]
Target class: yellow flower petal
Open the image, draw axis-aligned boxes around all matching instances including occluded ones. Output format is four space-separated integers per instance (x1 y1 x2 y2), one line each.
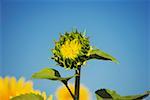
10 77 17 96
0 76 52 100
60 39 82 59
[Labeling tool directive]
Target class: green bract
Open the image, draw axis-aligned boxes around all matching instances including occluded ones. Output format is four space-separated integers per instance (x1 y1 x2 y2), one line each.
52 30 91 69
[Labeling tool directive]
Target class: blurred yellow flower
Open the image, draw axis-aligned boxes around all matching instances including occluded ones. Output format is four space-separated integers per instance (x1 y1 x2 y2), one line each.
0 76 52 100
56 83 91 100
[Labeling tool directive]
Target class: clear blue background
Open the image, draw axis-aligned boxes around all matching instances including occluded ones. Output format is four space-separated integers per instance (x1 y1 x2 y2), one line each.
0 0 150 99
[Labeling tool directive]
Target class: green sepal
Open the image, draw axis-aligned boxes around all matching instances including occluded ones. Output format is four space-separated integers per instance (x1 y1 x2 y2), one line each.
11 93 44 100
32 67 76 83
95 89 150 100
88 48 119 63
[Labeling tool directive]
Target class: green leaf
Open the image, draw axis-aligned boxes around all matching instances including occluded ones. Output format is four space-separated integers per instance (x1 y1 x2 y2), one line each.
95 89 150 100
32 68 76 83
88 48 118 63
11 93 44 100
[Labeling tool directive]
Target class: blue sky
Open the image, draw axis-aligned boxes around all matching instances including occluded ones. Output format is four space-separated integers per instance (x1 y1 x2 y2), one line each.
0 0 150 99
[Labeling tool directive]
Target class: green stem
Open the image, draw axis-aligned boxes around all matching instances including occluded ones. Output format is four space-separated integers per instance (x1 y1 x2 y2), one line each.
74 68 81 100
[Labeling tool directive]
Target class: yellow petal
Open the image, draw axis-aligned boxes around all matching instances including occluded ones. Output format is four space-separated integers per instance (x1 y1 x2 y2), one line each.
10 77 17 96
0 76 52 100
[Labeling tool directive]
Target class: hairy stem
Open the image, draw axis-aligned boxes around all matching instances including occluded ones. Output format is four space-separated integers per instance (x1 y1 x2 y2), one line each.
74 68 81 100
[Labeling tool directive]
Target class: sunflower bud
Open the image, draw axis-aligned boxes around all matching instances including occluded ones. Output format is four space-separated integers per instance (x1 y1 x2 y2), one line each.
52 30 90 69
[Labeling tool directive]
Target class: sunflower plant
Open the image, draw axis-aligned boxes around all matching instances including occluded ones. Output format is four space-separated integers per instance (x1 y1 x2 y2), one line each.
11 29 149 100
